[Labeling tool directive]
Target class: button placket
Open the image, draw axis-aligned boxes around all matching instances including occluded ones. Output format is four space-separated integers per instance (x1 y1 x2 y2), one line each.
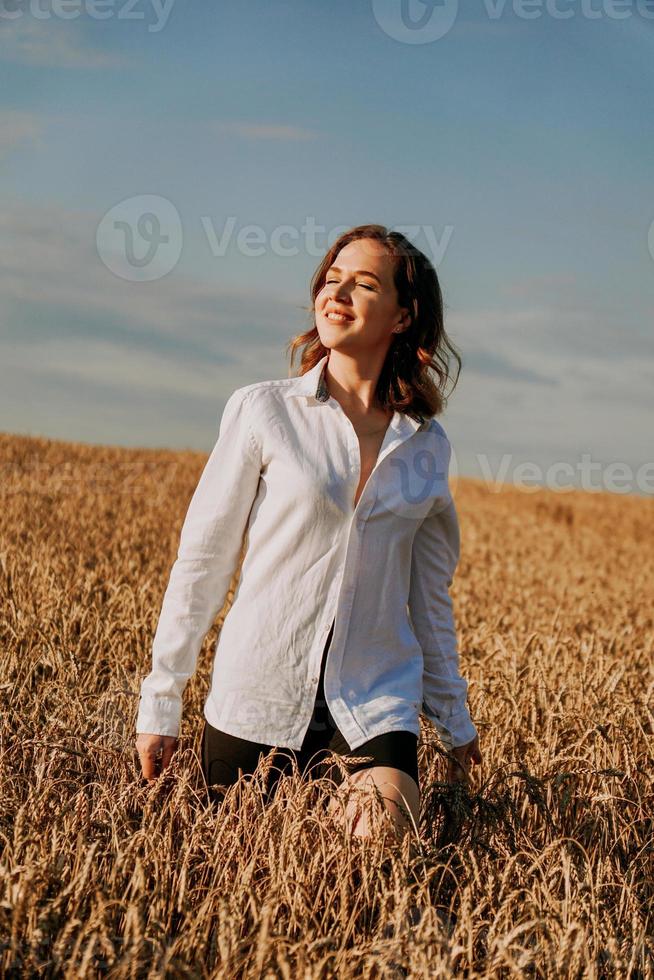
307 364 422 743
308 621 331 682
319 492 377 742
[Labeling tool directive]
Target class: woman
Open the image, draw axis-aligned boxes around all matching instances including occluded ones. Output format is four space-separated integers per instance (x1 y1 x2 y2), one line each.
135 223 482 838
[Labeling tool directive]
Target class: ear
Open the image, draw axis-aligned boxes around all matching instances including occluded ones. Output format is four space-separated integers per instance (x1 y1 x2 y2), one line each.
397 307 411 330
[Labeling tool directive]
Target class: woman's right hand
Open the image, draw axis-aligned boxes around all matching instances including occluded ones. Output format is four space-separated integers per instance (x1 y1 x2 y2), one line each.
136 733 178 781
446 734 482 786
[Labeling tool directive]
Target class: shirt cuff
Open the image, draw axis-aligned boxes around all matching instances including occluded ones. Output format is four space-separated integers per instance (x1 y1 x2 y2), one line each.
135 696 182 738
423 702 478 750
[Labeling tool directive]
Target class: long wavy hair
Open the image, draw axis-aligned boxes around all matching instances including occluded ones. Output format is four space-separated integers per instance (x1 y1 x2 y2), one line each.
285 223 462 420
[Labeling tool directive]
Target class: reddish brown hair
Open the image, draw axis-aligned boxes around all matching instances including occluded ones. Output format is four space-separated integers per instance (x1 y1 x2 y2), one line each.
285 223 462 420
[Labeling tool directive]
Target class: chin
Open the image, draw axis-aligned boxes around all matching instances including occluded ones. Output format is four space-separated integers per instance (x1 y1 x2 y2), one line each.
318 337 352 354
315 328 338 348
318 325 353 345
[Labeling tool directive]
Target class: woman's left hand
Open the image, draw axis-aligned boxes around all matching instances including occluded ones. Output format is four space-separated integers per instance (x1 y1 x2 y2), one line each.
446 734 482 785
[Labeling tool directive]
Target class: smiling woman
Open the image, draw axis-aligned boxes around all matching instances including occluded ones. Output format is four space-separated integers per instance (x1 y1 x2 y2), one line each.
135 223 481 840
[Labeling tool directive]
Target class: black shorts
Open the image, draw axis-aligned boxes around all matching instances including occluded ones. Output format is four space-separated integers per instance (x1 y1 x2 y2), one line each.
201 619 419 802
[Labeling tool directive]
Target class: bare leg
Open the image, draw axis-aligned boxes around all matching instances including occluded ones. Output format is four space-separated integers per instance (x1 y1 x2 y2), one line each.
327 765 420 840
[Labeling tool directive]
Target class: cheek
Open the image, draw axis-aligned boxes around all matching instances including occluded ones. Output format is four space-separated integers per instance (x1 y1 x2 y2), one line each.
359 296 393 327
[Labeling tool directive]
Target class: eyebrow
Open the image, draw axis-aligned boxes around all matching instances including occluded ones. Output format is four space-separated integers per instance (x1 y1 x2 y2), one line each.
327 265 383 285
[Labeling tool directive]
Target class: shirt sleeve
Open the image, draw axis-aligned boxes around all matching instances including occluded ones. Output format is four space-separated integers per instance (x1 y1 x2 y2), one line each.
135 387 261 737
408 437 478 751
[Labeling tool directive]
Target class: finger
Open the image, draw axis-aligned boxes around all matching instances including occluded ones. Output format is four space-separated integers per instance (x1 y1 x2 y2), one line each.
160 741 176 771
138 746 161 781
447 756 466 778
448 771 467 784
448 771 470 787
447 760 470 785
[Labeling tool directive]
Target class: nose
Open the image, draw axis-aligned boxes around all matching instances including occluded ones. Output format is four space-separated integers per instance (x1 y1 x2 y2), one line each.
332 283 352 304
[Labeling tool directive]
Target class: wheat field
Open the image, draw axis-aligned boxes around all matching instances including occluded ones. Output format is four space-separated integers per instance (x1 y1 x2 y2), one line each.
1 430 652 978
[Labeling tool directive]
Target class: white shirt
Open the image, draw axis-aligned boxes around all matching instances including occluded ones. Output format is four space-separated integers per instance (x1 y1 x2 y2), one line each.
136 353 478 752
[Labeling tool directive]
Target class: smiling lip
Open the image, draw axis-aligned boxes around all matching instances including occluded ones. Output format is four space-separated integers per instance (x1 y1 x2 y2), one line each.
325 309 355 322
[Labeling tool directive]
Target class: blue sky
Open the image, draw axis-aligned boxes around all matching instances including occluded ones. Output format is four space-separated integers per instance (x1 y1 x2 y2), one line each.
1 1 653 495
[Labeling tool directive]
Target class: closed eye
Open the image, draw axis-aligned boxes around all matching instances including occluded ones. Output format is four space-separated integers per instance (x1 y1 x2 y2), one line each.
325 279 374 290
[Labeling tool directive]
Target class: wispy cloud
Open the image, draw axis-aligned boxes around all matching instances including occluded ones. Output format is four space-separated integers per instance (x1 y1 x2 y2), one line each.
0 109 45 158
446 300 651 469
461 347 557 386
0 17 127 68
0 199 302 406
0 199 650 464
206 120 320 141
450 302 654 379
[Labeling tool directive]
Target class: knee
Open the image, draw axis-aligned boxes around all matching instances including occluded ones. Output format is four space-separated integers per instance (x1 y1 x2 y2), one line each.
335 767 420 837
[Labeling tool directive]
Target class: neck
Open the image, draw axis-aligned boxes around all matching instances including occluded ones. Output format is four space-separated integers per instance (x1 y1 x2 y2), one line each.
323 348 391 416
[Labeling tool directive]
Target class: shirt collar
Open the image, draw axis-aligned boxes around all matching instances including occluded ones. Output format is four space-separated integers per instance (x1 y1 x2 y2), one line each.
285 353 331 401
285 353 427 428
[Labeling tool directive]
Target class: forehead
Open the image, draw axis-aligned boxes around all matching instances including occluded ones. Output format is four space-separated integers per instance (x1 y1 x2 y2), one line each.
329 238 396 279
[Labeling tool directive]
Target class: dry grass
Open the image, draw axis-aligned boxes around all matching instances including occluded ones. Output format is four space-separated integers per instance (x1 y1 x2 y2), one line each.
1 431 653 978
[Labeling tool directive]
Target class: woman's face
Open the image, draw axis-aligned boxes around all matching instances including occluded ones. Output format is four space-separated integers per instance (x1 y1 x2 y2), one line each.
315 238 410 355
